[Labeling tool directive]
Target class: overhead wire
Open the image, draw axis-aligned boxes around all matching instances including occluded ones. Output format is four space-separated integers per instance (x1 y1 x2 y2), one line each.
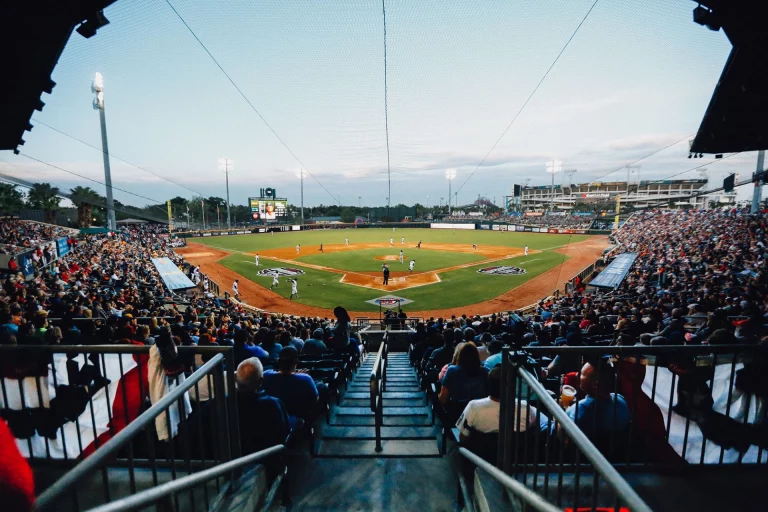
16 153 170 213
30 117 205 197
163 0 340 205
455 0 601 196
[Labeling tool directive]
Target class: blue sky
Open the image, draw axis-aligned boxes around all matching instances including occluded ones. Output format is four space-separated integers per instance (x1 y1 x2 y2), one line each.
0 0 760 209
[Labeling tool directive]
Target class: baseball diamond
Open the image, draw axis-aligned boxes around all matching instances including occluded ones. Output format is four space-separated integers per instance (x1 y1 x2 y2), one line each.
176 227 609 317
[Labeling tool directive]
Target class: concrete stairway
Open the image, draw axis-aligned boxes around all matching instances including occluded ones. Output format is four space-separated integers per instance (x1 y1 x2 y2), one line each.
316 352 440 457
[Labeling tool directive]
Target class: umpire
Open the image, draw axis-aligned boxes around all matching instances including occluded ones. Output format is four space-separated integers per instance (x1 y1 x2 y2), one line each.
382 264 390 285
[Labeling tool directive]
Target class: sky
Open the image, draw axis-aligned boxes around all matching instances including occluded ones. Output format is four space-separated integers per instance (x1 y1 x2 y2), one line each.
0 0 762 213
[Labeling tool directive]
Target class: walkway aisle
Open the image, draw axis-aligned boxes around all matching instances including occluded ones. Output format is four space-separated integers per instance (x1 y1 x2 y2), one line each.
316 352 439 457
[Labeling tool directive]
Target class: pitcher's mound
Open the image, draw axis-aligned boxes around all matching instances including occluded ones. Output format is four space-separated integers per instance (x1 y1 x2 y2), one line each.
374 255 399 261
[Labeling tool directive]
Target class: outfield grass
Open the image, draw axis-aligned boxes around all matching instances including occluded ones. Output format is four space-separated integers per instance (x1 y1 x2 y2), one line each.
297 247 486 272
218 250 568 312
191 228 590 253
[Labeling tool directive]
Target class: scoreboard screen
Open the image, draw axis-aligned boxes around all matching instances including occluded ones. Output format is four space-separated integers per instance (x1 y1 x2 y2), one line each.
249 197 287 220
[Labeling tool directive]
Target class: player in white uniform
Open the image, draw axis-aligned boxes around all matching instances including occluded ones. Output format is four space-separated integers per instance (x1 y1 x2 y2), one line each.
290 279 299 299
345 237 349 246
232 280 240 299
270 274 279 290
524 245 529 256
203 276 209 292
296 244 300 254
399 249 404 264
408 260 415 273
390 237 394 247
254 254 260 266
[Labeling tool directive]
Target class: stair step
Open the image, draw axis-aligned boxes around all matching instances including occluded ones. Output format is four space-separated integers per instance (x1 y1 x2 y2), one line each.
382 386 421 392
343 398 425 407
316 439 440 458
330 416 432 426
321 425 435 440
382 391 424 399
335 406 429 417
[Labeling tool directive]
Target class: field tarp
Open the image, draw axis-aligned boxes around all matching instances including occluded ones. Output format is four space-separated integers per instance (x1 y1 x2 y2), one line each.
151 257 196 291
589 253 638 289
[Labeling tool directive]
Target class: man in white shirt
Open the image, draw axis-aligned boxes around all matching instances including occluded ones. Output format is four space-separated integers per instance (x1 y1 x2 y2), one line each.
232 279 240 299
456 367 537 443
524 245 529 256
254 254 260 266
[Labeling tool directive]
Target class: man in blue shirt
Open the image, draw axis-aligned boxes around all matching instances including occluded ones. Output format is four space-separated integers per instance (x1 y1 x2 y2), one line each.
263 346 319 420
483 340 503 370
235 357 290 480
565 361 630 438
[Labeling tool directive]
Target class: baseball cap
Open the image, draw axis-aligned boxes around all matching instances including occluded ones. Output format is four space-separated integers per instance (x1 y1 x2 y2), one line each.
312 328 324 339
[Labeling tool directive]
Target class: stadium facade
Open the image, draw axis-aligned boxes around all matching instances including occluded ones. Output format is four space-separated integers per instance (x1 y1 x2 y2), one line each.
516 179 735 210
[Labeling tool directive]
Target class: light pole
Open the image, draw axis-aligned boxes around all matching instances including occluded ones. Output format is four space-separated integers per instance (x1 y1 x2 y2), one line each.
201 199 206 230
445 169 456 214
546 160 562 212
91 72 116 230
297 168 305 225
218 159 233 229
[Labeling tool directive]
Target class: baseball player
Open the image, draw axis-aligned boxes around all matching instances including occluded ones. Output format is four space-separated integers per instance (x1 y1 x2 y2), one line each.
417 240 422 249
319 244 324 253
345 237 349 246
408 259 415 273
472 244 478 250
390 237 394 247
254 254 260 266
524 245 529 256
401 237 405 246
290 278 299 299
296 244 300 254
232 279 240 299
399 249 404 264
270 274 279 290
203 276 209 293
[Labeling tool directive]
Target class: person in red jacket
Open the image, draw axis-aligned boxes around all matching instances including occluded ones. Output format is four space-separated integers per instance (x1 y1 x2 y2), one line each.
0 420 35 511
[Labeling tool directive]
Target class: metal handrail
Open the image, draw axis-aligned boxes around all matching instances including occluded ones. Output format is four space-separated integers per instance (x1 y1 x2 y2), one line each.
35 353 227 511
369 336 387 452
80 445 285 512
458 448 560 512
514 363 653 512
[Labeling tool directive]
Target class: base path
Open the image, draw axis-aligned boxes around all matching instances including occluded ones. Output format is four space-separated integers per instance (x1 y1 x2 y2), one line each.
176 236 609 318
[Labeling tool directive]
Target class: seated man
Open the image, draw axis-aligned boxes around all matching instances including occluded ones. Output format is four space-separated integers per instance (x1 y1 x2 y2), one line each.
263 346 321 420
236 357 291 451
303 328 329 355
457 367 537 462
565 360 630 439
482 340 503 370
235 357 290 479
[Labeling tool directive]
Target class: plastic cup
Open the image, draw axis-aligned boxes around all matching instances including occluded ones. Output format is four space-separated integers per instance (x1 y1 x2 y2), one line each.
561 384 577 408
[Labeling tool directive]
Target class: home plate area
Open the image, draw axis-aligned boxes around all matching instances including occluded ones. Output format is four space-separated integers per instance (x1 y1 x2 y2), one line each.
340 271 440 291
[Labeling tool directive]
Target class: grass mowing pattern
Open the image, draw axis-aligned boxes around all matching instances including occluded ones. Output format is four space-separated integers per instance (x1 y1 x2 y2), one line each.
297 247 486 272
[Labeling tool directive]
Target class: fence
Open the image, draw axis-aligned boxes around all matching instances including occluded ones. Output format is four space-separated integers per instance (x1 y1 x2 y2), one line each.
1 344 240 510
496 348 653 511
492 344 767 489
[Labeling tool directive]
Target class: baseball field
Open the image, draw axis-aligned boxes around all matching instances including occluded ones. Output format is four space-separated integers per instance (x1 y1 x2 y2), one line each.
175 227 609 317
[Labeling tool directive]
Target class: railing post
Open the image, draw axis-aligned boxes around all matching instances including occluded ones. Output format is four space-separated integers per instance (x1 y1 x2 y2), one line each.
212 363 231 468
224 348 241 460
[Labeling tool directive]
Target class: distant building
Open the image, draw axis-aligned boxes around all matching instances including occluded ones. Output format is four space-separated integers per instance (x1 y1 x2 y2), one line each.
308 216 342 224
519 179 710 210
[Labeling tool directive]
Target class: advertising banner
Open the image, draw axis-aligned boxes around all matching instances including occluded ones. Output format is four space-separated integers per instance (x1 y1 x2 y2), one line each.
56 237 70 258
430 223 476 230
16 250 36 279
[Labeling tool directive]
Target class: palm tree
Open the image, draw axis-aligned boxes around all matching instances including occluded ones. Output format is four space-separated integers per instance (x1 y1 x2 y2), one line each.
0 183 25 214
26 183 62 224
69 186 104 227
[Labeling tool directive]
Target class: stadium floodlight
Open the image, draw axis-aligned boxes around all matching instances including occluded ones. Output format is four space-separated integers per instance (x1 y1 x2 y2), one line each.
91 72 116 230
445 169 457 214
546 160 562 211
218 159 234 229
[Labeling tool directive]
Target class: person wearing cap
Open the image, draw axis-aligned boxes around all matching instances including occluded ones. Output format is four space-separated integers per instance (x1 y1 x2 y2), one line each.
262 346 319 419
303 328 329 355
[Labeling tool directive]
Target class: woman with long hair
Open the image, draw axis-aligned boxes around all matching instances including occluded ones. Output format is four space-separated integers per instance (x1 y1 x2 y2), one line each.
438 342 489 405
329 306 353 352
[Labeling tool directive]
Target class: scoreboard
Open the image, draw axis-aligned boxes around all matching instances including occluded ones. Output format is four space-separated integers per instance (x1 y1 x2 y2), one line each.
249 189 288 221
